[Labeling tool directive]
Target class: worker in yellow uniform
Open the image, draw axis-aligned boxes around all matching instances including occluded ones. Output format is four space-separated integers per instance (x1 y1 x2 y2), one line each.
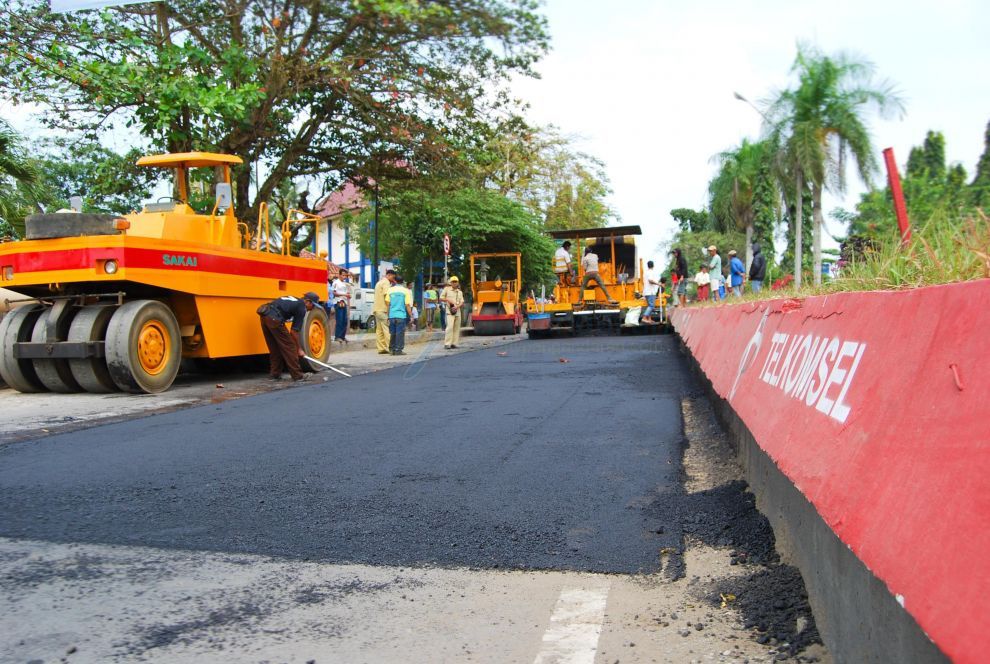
441 276 464 349
373 269 396 354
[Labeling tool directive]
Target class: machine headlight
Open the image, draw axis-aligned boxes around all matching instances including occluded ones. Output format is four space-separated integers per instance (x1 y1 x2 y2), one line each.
2 266 12 280
103 259 118 275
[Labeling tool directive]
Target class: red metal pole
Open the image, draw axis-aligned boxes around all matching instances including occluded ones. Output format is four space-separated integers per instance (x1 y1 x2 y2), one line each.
883 147 911 245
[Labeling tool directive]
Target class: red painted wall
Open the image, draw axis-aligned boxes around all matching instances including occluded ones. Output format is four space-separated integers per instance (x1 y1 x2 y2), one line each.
671 281 990 664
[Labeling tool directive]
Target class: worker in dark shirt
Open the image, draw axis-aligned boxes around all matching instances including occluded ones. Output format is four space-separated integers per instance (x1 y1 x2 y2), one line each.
257 292 320 381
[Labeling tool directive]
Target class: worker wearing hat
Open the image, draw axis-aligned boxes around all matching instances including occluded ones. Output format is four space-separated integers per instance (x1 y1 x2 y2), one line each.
257 291 319 381
440 276 465 349
707 245 723 301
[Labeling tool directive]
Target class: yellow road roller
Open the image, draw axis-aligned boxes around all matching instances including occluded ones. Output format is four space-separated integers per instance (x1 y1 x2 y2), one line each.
0 152 332 393
469 252 523 336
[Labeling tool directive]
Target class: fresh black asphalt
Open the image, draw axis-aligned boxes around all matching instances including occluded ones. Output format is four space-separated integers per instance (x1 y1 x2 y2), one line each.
0 334 699 573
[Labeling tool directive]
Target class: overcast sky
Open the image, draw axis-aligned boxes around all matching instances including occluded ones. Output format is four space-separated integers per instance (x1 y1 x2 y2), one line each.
512 0 990 261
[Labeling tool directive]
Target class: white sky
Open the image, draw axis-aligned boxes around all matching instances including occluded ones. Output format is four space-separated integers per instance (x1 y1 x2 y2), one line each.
512 0 990 262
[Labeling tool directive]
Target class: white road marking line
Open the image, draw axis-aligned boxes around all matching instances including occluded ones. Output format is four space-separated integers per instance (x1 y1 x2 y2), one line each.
533 582 611 664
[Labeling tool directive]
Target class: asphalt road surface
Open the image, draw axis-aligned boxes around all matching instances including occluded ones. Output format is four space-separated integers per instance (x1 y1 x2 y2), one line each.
1 333 827 663
0 334 686 573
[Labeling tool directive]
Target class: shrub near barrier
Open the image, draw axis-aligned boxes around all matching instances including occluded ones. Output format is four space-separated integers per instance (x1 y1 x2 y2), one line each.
671 281 990 664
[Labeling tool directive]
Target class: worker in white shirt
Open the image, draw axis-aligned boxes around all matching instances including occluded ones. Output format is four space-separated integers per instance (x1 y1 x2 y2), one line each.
330 269 351 344
554 240 574 286
641 260 660 324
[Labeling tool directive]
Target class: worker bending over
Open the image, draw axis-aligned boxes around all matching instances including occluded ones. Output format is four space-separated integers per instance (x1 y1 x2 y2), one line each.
441 276 464 350
257 292 319 381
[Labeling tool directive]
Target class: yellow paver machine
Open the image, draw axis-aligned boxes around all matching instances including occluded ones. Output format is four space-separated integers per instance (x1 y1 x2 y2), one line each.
469 252 524 336
0 152 332 393
525 225 666 337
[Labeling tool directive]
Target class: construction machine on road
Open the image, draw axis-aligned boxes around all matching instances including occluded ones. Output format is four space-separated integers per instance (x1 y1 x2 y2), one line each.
469 252 524 336
0 152 332 394
525 225 665 337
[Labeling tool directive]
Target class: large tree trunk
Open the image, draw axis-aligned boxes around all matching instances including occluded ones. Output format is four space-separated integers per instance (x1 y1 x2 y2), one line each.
812 183 823 286
745 222 754 272
794 170 803 289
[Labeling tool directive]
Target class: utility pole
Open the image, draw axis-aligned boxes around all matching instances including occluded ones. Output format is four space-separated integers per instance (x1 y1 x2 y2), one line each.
372 179 380 284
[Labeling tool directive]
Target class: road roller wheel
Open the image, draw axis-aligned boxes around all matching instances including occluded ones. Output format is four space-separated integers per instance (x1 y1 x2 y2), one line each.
68 305 117 393
105 300 181 393
31 308 83 393
298 306 330 372
0 306 46 393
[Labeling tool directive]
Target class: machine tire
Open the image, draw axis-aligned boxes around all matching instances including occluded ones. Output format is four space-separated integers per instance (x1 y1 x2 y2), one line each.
0 306 46 392
366 314 376 332
68 305 117 393
298 306 331 372
31 308 83 393
105 300 181 393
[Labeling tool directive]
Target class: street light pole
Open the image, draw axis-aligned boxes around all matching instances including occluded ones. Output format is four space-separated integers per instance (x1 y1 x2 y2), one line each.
733 91 802 289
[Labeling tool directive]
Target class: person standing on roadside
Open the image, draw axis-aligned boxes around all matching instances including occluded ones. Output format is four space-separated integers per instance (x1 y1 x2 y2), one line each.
386 275 413 355
749 243 767 293
257 292 319 382
641 260 660 324
373 269 396 355
729 250 746 297
424 283 439 332
672 247 688 306
330 269 351 344
708 246 723 301
694 264 711 303
441 276 464 349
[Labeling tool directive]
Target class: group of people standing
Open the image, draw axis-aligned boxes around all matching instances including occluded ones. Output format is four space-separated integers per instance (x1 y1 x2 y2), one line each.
373 271 465 355
677 243 767 303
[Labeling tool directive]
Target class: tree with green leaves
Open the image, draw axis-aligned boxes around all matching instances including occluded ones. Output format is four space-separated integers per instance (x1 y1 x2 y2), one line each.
0 119 40 239
341 181 554 291
766 44 904 286
669 208 710 233
0 0 548 221
971 120 990 207
472 123 616 229
31 140 155 215
709 138 777 269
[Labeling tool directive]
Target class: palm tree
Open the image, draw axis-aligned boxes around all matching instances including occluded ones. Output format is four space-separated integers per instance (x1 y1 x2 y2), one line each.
766 45 904 286
0 119 40 238
709 138 777 269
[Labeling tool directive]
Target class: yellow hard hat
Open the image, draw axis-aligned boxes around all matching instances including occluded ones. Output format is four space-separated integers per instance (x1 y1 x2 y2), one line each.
449 276 459 283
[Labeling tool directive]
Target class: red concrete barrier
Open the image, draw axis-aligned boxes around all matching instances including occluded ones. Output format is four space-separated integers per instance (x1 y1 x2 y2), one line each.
671 281 990 664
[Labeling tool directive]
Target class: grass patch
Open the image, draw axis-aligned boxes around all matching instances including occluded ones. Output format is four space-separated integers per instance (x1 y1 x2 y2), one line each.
680 210 989 307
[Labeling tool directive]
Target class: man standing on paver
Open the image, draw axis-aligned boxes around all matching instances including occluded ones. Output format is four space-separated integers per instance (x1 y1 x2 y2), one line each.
257 292 319 381
441 276 464 349
641 260 660 324
374 269 396 355
708 246 723 301
554 240 574 286
386 275 413 355
581 247 618 304
729 250 745 297
749 243 767 293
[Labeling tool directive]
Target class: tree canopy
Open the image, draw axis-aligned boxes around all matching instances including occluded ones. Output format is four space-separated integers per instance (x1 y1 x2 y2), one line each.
0 0 549 219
